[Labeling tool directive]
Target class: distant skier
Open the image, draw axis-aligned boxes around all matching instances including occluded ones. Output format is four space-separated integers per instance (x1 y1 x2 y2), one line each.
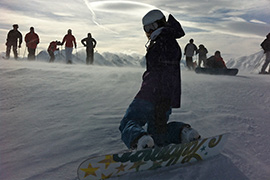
81 33 97 65
259 32 270 74
5 24 22 60
184 39 198 70
119 9 200 150
206 51 227 69
61 29 77 64
47 40 62 62
196 44 208 67
24 27 39 60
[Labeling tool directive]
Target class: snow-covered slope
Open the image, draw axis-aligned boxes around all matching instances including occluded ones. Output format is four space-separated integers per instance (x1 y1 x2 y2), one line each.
0 52 270 180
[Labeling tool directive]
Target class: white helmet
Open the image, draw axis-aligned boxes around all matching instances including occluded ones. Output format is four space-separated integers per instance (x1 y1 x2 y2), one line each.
142 9 166 33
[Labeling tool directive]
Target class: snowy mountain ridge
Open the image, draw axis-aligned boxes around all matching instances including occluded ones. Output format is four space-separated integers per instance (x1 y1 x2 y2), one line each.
2 49 267 73
37 49 267 73
35 50 145 67
226 50 265 73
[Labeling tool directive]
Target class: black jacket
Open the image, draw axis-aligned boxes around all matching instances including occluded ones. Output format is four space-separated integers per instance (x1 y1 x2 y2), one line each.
7 29 22 45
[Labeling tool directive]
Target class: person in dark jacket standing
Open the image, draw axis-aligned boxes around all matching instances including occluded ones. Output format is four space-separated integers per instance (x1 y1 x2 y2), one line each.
184 39 198 70
81 33 97 65
5 24 22 59
25 27 39 60
119 9 200 150
260 33 270 74
197 44 208 67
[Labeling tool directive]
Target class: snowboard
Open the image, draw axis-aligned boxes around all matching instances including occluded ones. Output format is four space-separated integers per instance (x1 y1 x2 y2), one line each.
195 67 238 76
77 133 229 180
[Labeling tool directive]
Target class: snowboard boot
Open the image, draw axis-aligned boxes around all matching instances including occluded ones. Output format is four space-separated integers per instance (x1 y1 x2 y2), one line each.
137 135 155 150
181 126 201 144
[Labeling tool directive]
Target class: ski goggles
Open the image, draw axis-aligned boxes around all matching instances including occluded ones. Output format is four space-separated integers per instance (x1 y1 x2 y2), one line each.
143 22 159 33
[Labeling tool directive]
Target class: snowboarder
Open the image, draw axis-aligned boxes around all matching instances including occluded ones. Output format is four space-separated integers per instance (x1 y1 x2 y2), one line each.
24 27 39 60
119 9 200 150
205 51 227 69
61 29 77 64
184 39 198 70
47 40 62 62
5 24 22 60
259 33 270 74
196 44 208 67
81 33 97 65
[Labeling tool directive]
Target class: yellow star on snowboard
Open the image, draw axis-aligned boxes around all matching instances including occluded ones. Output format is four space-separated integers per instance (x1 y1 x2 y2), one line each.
98 155 116 169
80 163 100 178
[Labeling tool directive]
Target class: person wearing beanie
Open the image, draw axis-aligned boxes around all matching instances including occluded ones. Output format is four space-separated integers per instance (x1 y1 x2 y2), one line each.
5 24 22 59
81 33 97 65
61 29 77 64
24 27 39 60
184 38 198 70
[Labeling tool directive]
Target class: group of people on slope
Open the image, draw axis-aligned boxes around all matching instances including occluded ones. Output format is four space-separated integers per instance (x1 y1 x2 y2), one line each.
5 24 39 60
47 30 97 65
5 24 97 65
184 38 226 70
184 33 270 73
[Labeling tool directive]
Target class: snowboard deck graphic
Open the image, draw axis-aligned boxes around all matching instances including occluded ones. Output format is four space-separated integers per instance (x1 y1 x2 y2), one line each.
77 133 229 180
195 67 238 76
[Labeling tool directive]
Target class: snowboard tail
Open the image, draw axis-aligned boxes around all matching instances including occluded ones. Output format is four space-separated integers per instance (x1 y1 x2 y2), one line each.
77 133 228 180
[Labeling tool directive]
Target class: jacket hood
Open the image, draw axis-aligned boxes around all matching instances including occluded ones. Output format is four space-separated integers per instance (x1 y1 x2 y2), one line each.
150 14 185 41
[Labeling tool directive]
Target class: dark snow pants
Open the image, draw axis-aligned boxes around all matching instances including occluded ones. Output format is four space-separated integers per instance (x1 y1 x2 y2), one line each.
186 56 194 70
86 47 94 65
48 50 55 62
27 47 36 60
6 43 18 59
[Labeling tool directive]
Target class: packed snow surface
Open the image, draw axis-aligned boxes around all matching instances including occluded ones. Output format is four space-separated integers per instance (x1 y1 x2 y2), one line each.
0 51 270 180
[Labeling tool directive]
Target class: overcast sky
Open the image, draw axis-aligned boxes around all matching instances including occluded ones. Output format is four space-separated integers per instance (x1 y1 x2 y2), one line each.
0 0 269 60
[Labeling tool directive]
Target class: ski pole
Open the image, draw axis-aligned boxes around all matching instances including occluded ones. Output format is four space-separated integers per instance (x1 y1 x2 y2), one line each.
196 54 198 67
75 47 79 60
36 46 38 61
23 45 26 59
18 47 20 57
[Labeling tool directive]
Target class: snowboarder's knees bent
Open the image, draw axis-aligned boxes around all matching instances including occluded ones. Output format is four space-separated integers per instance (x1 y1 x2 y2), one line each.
119 99 155 149
119 99 201 149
